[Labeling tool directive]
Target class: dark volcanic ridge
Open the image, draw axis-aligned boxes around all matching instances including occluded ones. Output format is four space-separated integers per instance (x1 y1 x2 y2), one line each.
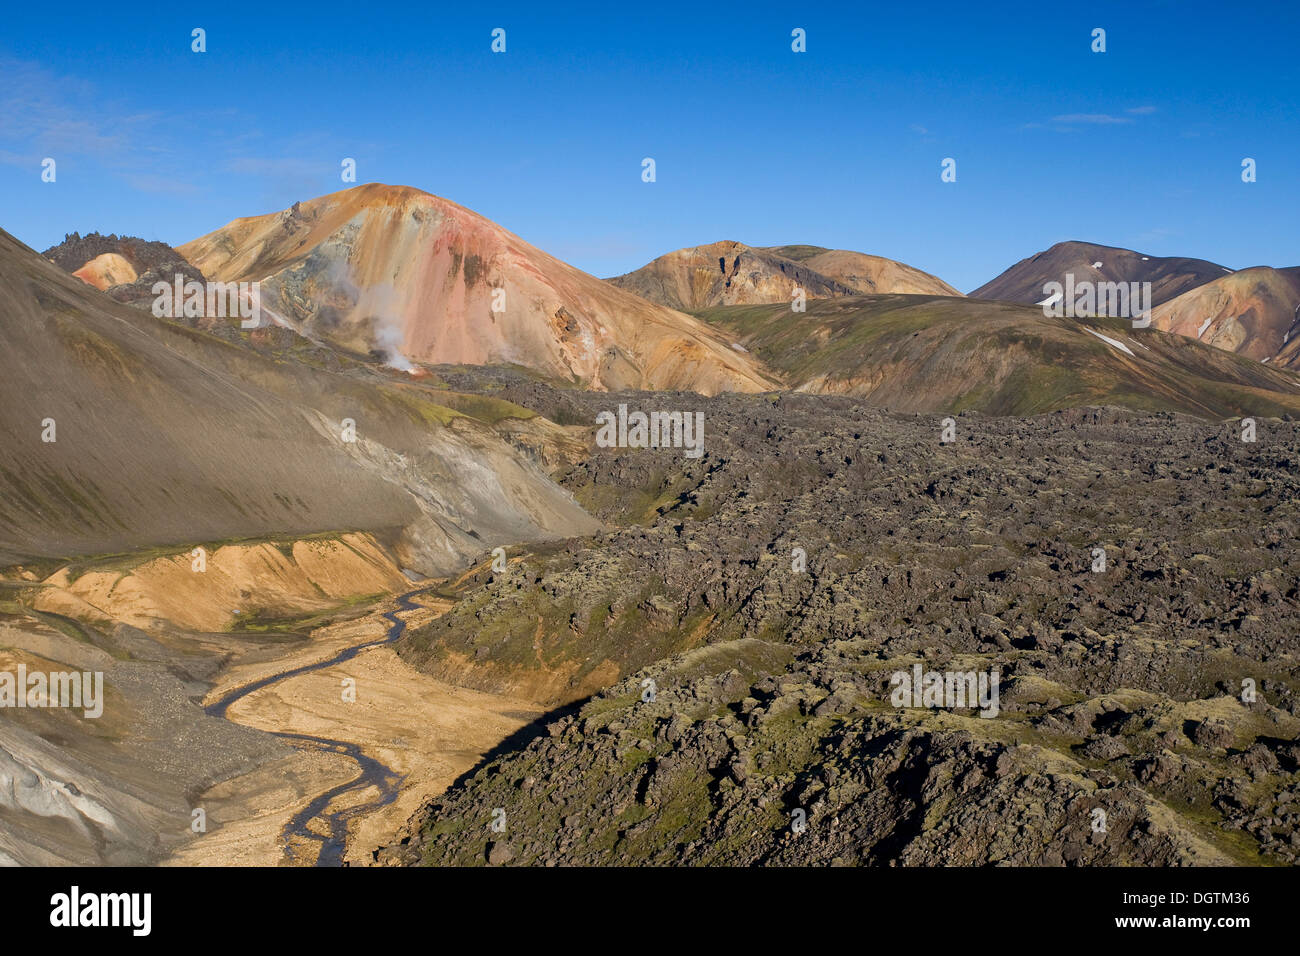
42 231 207 307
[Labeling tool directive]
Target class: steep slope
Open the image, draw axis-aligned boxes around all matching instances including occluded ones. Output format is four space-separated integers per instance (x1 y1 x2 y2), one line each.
972 241 1230 306
608 241 960 312
1152 266 1300 367
695 295 1300 418
178 184 770 395
0 227 598 573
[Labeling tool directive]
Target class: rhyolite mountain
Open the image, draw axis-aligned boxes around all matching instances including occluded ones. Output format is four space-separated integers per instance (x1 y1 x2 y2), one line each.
178 184 773 395
1152 266 1300 368
971 241 1230 306
608 240 961 312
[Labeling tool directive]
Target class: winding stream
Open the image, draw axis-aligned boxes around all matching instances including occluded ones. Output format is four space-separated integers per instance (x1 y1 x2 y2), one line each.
203 586 434 866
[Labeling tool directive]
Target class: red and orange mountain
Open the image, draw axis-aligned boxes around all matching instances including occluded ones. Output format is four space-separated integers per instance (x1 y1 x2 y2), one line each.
179 184 773 395
1151 266 1300 367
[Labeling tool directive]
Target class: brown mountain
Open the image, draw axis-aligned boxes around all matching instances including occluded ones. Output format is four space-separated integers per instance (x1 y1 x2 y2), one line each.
178 184 771 395
607 241 960 312
971 241 1230 306
0 227 597 573
764 245 963 297
694 294 1300 419
1152 266 1300 368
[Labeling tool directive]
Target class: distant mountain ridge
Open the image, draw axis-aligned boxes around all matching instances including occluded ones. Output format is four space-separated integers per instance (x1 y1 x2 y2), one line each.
694 294 1300 419
1153 266 1300 368
972 240 1300 368
608 241 961 312
971 240 1230 306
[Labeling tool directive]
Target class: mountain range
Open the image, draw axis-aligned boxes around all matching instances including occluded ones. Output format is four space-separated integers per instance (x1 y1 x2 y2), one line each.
37 186 1300 417
6 182 1300 870
970 240 1232 307
970 239 1300 369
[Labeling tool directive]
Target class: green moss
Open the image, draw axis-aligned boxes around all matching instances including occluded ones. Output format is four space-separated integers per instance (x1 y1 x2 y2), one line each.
231 590 387 634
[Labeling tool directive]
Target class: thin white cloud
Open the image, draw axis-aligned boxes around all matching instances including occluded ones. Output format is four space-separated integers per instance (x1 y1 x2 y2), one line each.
1051 113 1134 125
0 57 199 193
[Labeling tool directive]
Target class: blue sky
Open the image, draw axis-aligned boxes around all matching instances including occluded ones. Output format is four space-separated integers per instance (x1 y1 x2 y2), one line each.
1 0 1296 292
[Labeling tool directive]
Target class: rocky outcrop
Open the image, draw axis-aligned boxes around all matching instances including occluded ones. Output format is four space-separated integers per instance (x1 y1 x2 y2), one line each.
42 231 207 307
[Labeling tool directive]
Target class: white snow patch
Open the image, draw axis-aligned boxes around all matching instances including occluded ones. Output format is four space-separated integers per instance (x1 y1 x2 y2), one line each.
1196 317 1213 339
730 342 749 353
1092 261 1103 269
1084 327 1136 356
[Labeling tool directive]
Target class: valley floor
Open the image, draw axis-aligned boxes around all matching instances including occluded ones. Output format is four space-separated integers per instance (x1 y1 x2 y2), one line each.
0 545 547 867
168 590 544 866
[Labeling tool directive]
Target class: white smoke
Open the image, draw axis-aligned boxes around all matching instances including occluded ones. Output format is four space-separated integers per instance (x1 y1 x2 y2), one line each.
373 320 414 371
323 257 416 371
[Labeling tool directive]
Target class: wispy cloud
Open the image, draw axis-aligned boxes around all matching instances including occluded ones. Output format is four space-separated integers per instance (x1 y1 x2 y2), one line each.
0 59 139 158
1051 113 1134 125
0 57 199 193
1032 106 1157 133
